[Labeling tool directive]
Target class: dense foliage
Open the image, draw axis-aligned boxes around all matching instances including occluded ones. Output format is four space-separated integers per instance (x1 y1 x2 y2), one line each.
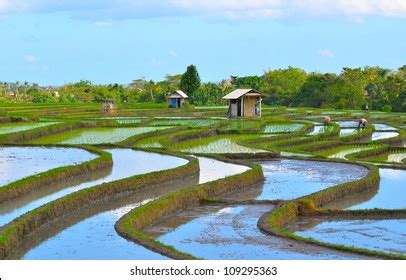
1 65 405 112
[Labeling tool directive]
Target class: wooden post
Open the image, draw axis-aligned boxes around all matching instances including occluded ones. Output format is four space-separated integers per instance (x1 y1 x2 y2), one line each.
241 96 244 117
259 97 262 117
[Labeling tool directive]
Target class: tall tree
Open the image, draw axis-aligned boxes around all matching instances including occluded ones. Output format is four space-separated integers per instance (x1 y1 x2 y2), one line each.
180 65 201 102
263 67 308 106
294 73 337 108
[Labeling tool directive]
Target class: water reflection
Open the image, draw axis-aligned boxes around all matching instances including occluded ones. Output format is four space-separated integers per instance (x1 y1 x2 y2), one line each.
0 147 95 187
0 149 187 227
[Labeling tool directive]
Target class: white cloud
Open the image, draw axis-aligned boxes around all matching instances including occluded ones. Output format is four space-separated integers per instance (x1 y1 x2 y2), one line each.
1 0 406 21
24 54 38 63
94 20 113 27
318 49 335 58
150 56 160 65
168 50 179 58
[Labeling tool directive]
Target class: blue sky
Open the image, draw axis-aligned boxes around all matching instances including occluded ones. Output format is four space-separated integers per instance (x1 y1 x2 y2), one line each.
0 1 405 85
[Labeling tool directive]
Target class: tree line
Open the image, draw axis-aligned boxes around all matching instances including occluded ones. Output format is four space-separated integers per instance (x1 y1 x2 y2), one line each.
1 65 405 112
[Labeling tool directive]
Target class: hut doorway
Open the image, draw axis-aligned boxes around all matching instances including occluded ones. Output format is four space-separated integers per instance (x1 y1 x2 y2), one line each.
170 98 183 108
229 99 242 117
237 98 242 116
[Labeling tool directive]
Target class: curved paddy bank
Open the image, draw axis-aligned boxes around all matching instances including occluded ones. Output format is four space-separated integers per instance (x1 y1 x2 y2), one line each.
260 160 406 259
0 150 196 259
20 157 248 259
324 168 406 210
147 204 366 260
288 218 406 255
0 149 187 227
136 159 370 259
223 159 369 202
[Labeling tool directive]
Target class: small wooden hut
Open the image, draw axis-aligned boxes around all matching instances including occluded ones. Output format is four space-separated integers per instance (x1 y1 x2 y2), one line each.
167 90 188 108
223 89 263 118
101 98 117 115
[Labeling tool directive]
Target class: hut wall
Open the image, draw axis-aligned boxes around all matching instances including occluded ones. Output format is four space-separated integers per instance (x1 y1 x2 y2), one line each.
229 102 238 117
243 96 257 117
168 97 186 108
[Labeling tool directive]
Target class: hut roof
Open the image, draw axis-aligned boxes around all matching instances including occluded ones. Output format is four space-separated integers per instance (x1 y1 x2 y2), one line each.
222 89 262 100
167 90 188 99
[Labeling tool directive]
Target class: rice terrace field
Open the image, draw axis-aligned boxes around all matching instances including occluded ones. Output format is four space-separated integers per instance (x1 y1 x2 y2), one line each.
0 103 405 260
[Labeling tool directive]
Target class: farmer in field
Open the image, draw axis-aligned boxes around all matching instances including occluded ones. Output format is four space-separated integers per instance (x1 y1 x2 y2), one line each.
323 116 331 126
358 118 368 128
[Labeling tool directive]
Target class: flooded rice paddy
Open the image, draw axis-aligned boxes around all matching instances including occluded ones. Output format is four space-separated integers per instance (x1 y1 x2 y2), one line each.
144 159 370 259
322 168 406 210
336 121 359 128
291 218 406 255
263 124 304 133
22 198 167 260
328 147 374 159
373 124 399 131
347 169 405 210
21 157 248 259
0 149 187 227
387 153 406 163
0 147 96 187
181 138 267 154
196 157 249 184
371 132 399 141
0 122 58 135
1 112 404 260
147 205 364 260
31 127 171 144
339 128 359 137
255 159 368 200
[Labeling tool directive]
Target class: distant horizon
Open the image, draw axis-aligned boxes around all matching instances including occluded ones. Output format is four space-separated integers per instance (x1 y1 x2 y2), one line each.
1 64 405 87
